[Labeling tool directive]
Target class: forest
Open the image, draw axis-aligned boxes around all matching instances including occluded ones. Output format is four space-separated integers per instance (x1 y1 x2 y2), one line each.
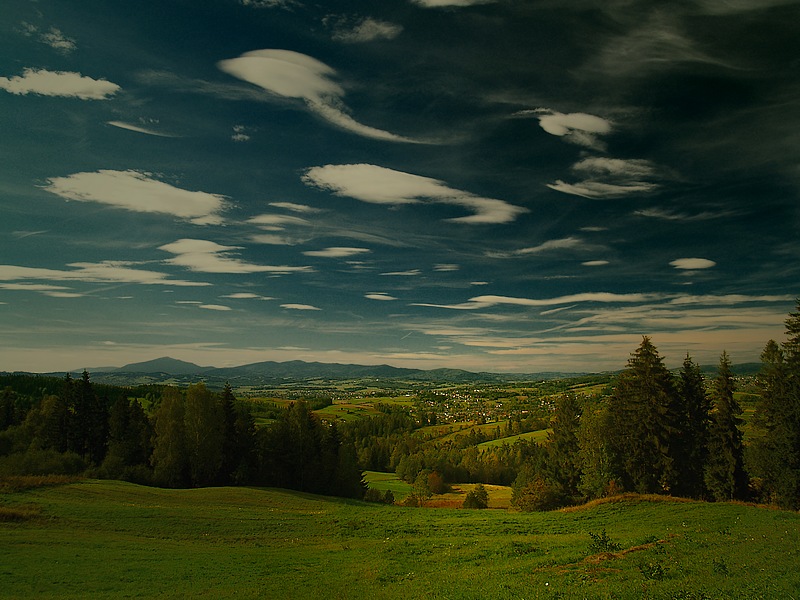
1 301 798 511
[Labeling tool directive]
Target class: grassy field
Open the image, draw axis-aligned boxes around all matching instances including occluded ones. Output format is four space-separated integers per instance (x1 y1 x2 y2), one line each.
2 479 799 599
478 428 552 450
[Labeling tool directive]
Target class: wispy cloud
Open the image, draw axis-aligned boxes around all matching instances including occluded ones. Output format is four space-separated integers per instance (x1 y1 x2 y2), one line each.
218 49 418 142
281 303 321 311
414 292 663 310
381 269 422 277
412 0 497 7
19 23 77 54
634 207 736 221
199 304 232 311
303 247 371 258
0 262 208 287
365 292 397 301
159 239 313 275
107 121 178 137
43 170 228 225
328 16 403 43
303 163 527 224
269 202 321 213
490 237 590 258
0 68 119 99
221 292 273 300
548 157 660 199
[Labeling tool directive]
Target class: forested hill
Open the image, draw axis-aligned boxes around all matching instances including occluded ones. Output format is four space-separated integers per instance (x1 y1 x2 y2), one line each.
5 358 590 386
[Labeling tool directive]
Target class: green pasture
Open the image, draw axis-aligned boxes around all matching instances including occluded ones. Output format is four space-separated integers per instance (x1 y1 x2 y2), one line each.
2 479 799 599
364 470 414 500
478 428 552 450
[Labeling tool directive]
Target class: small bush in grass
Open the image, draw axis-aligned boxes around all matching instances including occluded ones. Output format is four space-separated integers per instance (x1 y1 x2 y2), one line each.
462 484 489 509
587 529 621 554
639 560 666 580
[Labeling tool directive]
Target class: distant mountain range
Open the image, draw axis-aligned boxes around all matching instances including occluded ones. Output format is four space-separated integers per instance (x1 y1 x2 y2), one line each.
53 356 588 387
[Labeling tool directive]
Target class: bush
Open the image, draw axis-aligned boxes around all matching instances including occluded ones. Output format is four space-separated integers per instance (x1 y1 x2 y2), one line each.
514 476 564 511
462 484 489 509
0 449 86 477
588 529 621 554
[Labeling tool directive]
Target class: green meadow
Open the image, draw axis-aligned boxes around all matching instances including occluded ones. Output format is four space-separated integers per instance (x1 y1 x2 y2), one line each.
2 479 799 599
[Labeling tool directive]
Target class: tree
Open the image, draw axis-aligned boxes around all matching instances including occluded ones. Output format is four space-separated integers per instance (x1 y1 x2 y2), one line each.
150 387 189 488
462 483 489 509
749 300 800 509
674 355 711 498
545 394 583 503
704 352 748 501
183 383 224 487
607 337 680 494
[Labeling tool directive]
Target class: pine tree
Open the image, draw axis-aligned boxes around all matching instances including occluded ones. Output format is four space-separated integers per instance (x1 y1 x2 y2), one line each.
151 387 189 488
750 300 800 509
183 383 224 487
704 352 748 501
674 355 711 498
545 394 583 503
608 337 680 494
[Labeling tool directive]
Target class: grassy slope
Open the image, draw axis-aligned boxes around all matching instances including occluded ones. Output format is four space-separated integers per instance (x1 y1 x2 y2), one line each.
1 480 799 599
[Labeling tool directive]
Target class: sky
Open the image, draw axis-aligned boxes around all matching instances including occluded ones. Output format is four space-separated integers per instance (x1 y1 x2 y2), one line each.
1 0 799 374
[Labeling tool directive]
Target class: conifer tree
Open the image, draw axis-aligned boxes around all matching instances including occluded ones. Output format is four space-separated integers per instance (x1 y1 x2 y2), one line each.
675 355 711 498
151 387 189 488
704 352 748 501
750 300 800 509
608 337 680 494
545 394 583 503
184 383 225 487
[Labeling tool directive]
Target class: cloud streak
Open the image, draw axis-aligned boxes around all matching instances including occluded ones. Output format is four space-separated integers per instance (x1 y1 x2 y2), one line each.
0 68 119 99
43 170 228 225
303 164 527 224
159 239 312 274
218 50 417 142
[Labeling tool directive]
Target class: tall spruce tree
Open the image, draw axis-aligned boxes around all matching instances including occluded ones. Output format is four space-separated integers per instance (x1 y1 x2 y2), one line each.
675 355 711 498
750 300 800 509
150 387 189 488
704 352 748 501
545 394 583 503
608 337 680 494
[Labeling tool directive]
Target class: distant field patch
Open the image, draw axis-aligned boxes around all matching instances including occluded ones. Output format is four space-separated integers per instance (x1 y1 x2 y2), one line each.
478 428 551 449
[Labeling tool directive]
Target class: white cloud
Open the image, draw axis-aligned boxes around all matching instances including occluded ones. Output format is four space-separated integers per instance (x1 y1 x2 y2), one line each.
412 0 497 6
221 292 273 300
43 170 228 225
382 269 422 276
533 109 612 150
303 247 371 258
248 214 311 229
670 258 716 270
365 293 397 301
548 157 661 199
281 303 321 310
634 207 735 221
434 264 459 272
20 23 77 54
0 68 119 99
582 260 609 266
303 164 527 224
0 283 71 292
199 304 232 311
331 17 403 43
240 0 298 8
0 261 208 287
159 239 313 274
269 202 321 213
107 121 177 137
669 294 793 305
512 237 587 256
413 292 663 310
218 49 416 142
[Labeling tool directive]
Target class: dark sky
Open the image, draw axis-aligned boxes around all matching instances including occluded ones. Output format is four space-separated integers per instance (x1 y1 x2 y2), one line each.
1 0 798 372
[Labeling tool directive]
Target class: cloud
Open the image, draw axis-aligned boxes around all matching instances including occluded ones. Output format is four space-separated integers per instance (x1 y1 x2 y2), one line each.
199 304 232 311
218 49 416 142
582 260 609 266
365 293 397 301
0 68 119 99
507 237 589 257
329 17 403 43
269 202 321 213
669 294 793 306
107 121 177 137
20 23 77 54
0 262 208 287
231 124 250 142
381 269 422 277
530 109 612 150
43 170 228 225
412 0 497 6
240 0 299 8
248 214 311 229
221 292 273 300
302 164 527 224
281 303 321 311
634 207 736 221
303 247 371 258
434 264 459 272
670 258 716 270
548 157 660 199
159 239 313 274
413 292 663 310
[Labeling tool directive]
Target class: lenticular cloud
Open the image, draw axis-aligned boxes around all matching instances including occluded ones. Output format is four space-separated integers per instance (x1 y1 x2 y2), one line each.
218 49 416 143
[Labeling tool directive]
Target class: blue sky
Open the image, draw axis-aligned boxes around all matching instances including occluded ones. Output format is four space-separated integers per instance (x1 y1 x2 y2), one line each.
1 0 798 373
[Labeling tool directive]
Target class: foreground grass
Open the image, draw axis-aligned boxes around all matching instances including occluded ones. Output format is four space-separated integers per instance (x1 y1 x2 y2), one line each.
1 480 799 599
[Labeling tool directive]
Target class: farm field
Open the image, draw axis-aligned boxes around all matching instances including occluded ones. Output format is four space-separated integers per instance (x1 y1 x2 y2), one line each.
2 479 799 599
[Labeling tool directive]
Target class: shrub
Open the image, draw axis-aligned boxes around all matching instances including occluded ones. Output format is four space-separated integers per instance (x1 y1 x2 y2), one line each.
587 529 621 554
463 484 489 509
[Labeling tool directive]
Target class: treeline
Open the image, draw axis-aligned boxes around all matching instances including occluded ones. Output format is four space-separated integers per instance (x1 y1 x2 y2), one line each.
0 377 365 499
512 301 800 511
